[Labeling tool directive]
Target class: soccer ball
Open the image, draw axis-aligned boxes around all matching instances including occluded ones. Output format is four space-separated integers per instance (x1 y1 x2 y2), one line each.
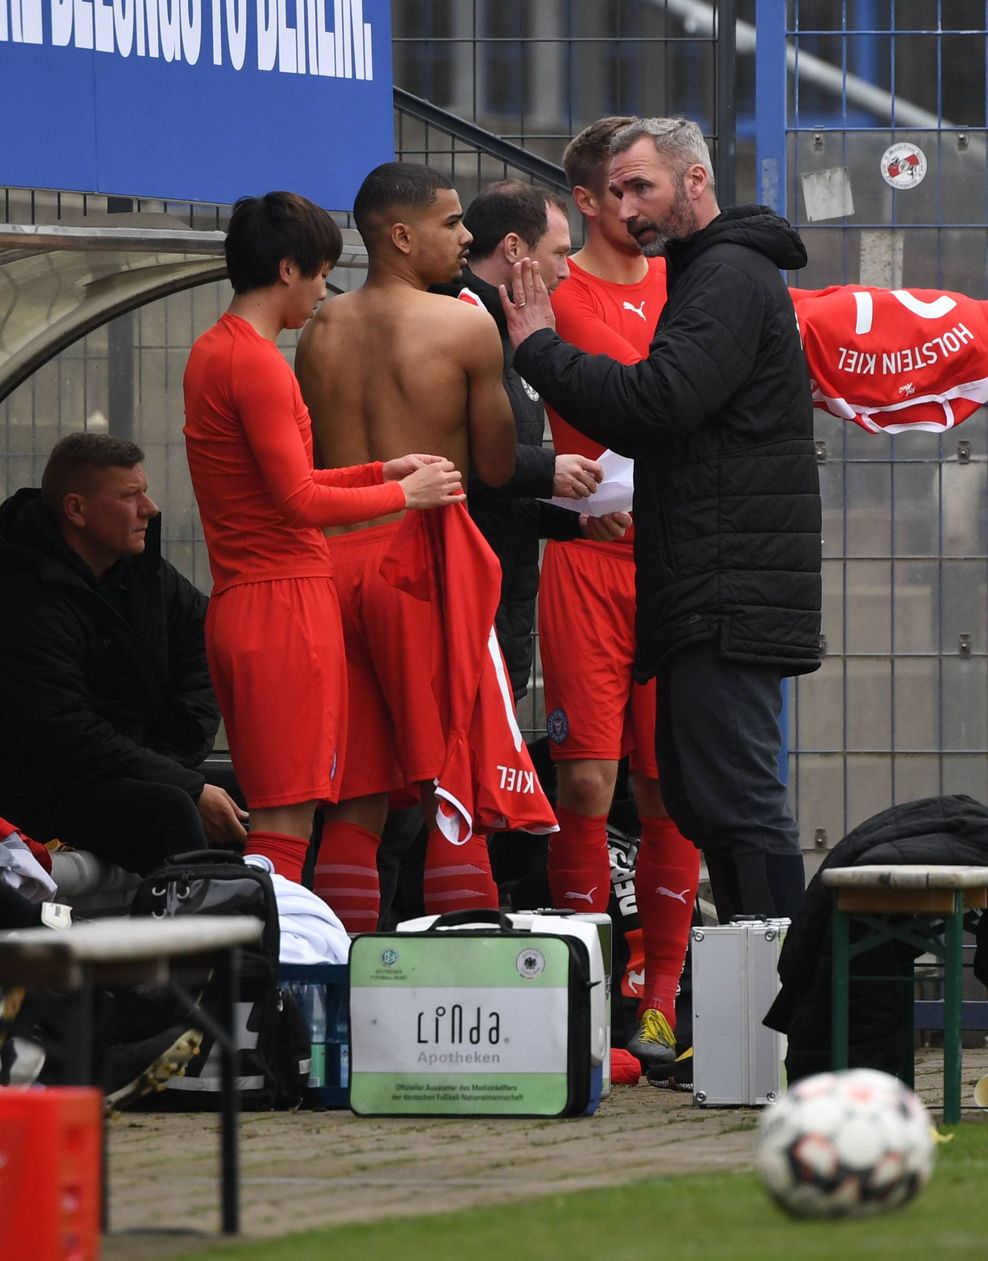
753 1068 935 1219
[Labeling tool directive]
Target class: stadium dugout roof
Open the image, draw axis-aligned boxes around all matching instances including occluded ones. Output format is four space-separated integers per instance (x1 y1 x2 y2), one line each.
0 213 368 406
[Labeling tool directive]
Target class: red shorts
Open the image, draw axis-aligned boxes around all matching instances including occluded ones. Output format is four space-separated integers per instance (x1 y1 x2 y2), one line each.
538 539 658 778
329 522 446 800
205 576 346 809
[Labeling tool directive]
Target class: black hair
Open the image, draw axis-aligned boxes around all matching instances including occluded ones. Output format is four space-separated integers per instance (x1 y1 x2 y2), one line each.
352 163 455 241
224 191 342 293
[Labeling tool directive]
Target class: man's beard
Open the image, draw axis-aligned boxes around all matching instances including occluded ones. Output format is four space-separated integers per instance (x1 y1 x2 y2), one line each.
630 175 698 257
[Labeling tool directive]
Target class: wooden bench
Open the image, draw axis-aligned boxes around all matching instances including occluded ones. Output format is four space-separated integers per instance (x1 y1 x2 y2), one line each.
822 864 988 1124
0 914 263 1235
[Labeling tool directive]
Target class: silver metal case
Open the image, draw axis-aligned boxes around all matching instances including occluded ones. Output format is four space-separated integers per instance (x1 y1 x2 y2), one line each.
690 919 789 1107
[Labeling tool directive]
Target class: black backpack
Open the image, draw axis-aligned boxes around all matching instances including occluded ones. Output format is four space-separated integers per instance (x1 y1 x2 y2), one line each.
130 850 310 1110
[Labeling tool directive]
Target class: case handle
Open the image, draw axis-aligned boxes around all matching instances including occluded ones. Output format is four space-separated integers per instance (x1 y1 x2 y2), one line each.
430 909 515 931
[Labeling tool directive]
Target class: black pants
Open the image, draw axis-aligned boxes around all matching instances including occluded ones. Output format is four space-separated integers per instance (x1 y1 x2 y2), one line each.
18 776 210 877
655 639 805 923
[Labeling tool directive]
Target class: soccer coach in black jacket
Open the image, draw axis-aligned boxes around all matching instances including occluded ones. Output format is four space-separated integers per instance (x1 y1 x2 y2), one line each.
501 117 822 923
0 433 247 874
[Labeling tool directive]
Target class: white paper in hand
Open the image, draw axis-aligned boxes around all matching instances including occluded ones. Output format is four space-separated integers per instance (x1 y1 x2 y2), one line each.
543 448 634 516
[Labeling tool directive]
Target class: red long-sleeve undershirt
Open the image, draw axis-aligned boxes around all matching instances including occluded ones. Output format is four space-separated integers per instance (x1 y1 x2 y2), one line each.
184 313 404 593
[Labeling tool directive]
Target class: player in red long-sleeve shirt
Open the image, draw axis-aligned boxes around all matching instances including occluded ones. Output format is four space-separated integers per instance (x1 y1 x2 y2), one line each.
184 191 465 881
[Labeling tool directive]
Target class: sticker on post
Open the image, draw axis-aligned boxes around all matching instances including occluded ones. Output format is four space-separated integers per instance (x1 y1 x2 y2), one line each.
880 143 927 189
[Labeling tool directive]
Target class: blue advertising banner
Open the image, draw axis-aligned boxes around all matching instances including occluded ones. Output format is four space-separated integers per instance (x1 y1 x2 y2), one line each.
0 0 393 208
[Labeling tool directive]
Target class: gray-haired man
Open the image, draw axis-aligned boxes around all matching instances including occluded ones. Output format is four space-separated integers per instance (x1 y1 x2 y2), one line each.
502 116 822 925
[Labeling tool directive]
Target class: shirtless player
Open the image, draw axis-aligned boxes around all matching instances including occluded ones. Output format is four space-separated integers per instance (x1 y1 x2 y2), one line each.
296 162 535 931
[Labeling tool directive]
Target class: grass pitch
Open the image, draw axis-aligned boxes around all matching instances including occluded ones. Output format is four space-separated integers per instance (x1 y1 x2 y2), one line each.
176 1122 988 1261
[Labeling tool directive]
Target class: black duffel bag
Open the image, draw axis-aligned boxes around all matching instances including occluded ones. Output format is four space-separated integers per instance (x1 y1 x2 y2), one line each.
130 849 309 1110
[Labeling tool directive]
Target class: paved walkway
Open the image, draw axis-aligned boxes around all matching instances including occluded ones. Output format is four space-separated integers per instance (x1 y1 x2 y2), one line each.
102 1046 988 1259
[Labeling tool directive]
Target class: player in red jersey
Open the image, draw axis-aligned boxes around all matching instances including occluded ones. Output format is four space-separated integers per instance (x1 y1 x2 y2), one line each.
539 120 700 1070
184 191 464 883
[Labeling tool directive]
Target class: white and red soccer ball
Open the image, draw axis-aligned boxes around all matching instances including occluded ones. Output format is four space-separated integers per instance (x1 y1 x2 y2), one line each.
754 1068 936 1219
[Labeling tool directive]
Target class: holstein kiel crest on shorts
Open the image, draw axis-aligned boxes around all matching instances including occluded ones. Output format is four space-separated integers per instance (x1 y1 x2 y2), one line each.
547 707 570 745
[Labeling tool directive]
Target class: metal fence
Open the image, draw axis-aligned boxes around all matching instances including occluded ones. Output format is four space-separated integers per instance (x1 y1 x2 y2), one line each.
753 3 988 861
392 0 738 197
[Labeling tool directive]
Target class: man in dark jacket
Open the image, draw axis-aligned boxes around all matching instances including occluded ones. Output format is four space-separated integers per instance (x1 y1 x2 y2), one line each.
435 179 618 699
502 117 822 922
0 433 247 874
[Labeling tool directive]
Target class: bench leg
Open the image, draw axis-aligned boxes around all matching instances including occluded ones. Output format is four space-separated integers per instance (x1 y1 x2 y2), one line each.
216 946 241 1234
899 962 915 1089
65 978 95 1084
831 902 850 1071
942 895 964 1124
63 972 109 1234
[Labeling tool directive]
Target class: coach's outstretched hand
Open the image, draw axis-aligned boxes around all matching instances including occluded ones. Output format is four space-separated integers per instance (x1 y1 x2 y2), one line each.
499 257 556 348
397 457 466 509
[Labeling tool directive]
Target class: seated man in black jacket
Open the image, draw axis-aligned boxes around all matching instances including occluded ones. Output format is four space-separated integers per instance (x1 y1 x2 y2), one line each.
0 432 246 875
435 180 628 700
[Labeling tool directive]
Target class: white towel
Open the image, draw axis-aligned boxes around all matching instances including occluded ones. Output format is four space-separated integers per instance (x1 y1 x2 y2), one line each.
244 855 350 963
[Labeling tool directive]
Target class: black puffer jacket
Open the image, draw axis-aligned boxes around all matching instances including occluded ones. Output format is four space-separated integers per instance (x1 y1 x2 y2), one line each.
515 205 822 680
765 795 988 1082
434 268 581 698
0 489 219 819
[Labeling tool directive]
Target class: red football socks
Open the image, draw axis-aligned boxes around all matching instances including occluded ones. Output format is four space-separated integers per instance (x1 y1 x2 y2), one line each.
635 815 700 1026
546 804 611 914
422 828 499 914
244 830 307 885
312 820 381 933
